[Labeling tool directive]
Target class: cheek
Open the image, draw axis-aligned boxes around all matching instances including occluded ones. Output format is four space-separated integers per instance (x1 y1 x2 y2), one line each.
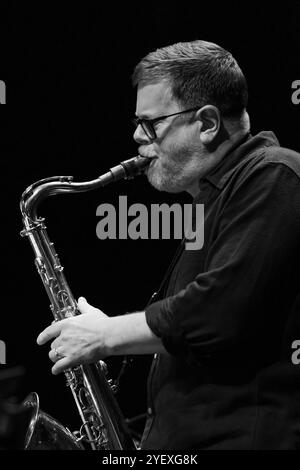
155 138 184 163
163 126 196 153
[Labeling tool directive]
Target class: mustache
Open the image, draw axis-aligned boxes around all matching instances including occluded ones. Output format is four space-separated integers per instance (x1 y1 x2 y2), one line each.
138 147 158 159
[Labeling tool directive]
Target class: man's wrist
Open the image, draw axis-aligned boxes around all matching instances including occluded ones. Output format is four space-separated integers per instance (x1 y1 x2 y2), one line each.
103 311 165 356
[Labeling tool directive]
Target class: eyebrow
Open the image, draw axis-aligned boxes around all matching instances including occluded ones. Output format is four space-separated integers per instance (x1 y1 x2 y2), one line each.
136 112 170 122
135 113 154 120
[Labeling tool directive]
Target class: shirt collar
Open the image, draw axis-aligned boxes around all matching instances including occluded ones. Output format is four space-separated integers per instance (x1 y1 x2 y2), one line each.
200 130 280 191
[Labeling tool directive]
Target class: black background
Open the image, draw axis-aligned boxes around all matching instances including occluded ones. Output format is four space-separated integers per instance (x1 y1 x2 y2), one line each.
1 2 300 438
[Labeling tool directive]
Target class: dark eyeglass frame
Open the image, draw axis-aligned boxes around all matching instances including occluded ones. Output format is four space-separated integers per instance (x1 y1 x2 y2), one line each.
133 105 202 140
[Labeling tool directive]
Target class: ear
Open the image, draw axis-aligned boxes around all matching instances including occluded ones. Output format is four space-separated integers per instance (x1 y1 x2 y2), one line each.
196 105 221 145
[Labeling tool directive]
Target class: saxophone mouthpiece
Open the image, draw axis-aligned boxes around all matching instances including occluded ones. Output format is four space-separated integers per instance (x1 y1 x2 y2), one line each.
120 155 152 178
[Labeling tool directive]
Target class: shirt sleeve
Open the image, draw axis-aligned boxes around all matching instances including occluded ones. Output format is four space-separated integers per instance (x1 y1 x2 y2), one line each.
145 161 300 363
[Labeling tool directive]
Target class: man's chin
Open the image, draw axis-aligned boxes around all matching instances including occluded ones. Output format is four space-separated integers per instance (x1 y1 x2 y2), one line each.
146 172 163 191
146 170 182 193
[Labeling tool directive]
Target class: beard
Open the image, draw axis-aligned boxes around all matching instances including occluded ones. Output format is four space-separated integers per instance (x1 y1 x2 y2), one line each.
146 141 204 193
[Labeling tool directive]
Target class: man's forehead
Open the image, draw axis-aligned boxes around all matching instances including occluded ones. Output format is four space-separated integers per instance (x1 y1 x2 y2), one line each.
136 80 177 117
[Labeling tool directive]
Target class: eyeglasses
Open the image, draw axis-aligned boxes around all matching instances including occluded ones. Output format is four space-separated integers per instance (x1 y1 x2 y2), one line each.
132 106 202 140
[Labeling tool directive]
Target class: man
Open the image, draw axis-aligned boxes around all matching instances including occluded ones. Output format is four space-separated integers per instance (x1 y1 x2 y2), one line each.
37 40 300 449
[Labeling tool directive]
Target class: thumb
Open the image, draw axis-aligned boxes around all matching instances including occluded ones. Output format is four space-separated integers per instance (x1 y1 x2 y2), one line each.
77 296 91 313
77 297 102 315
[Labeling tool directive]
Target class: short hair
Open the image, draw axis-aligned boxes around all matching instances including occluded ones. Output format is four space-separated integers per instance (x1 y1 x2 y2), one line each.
132 40 248 117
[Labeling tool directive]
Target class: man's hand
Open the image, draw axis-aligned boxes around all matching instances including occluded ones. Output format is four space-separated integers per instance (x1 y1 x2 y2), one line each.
37 297 111 375
37 297 166 375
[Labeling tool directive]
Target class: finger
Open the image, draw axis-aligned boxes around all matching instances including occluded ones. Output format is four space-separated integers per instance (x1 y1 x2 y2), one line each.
37 322 62 345
52 356 73 375
50 338 60 350
48 346 64 363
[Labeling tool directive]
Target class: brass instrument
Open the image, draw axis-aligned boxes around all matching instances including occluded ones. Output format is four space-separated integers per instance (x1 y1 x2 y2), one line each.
20 156 151 450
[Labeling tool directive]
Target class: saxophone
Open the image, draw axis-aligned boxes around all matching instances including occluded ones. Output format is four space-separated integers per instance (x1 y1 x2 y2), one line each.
20 155 151 450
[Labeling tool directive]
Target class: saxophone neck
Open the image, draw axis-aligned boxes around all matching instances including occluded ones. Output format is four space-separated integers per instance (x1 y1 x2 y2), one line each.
20 155 151 224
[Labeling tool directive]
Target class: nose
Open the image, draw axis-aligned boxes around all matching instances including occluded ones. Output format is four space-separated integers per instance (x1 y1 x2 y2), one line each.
133 124 152 145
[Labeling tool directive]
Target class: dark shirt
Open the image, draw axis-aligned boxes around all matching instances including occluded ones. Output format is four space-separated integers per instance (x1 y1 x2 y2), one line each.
142 131 300 450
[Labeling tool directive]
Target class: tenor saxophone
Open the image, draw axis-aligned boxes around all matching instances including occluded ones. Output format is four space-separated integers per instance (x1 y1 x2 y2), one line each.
20 156 151 450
